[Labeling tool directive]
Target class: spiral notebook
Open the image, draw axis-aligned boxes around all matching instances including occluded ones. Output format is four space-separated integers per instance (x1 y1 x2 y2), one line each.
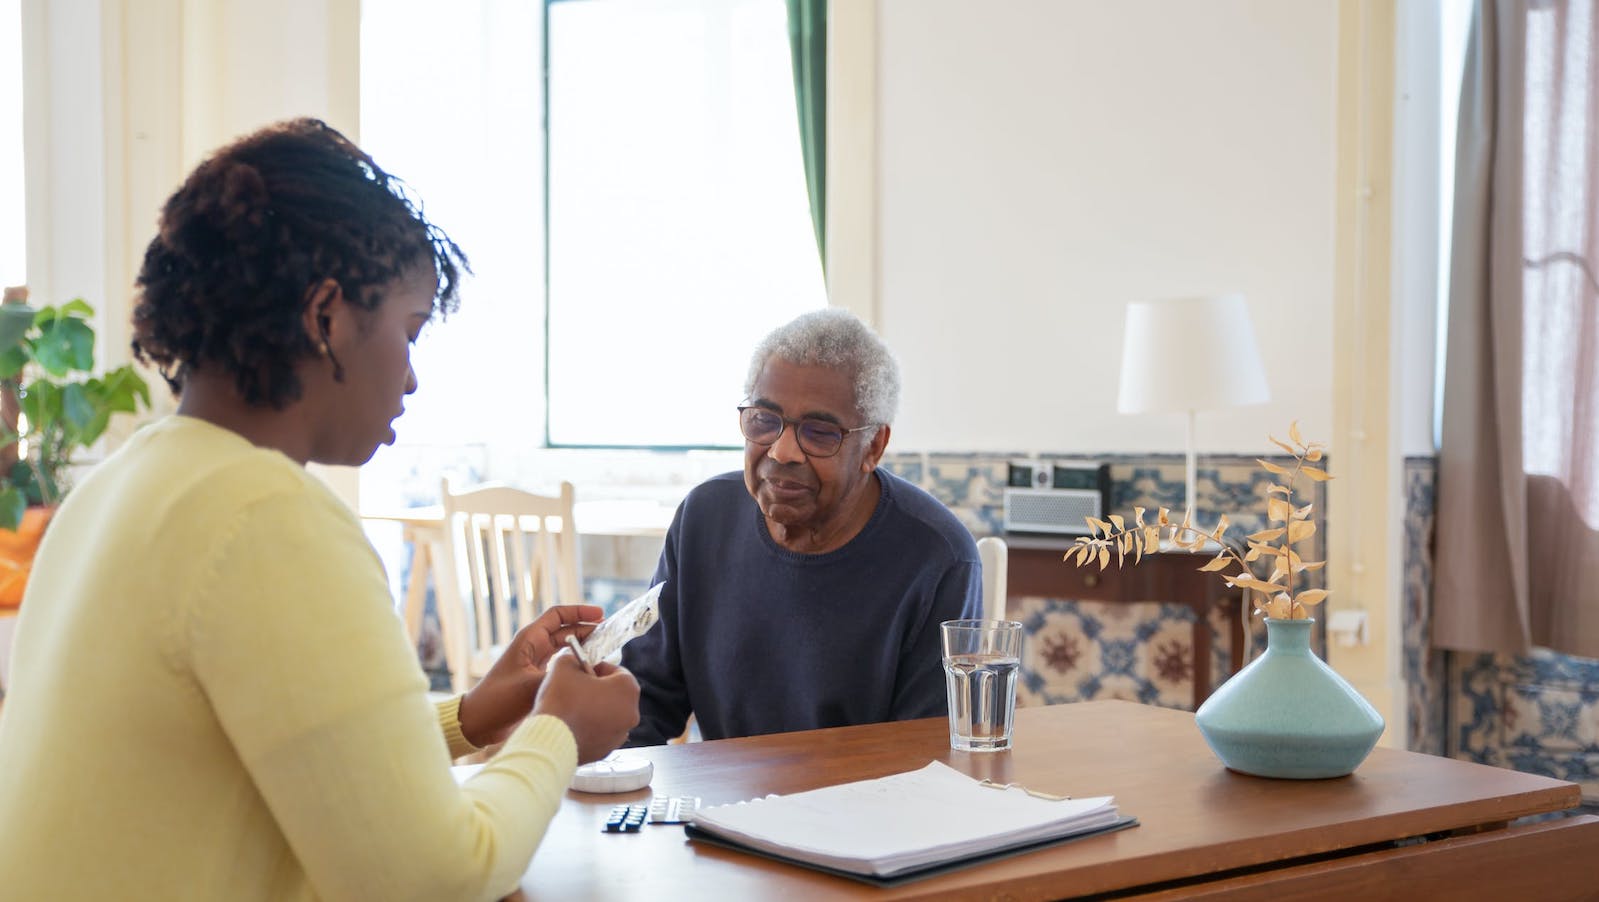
684 761 1136 885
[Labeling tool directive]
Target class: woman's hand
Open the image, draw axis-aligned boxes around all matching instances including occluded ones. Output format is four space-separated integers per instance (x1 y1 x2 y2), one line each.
534 652 640 764
457 603 605 748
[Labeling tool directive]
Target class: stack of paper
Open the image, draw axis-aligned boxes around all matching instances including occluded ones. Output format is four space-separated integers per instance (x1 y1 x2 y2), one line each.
686 761 1131 880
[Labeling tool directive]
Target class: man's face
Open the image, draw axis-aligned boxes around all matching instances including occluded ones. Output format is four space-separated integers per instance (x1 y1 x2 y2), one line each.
742 358 887 538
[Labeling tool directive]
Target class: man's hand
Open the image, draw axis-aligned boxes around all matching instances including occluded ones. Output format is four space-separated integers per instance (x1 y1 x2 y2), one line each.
458 604 605 748
533 652 641 764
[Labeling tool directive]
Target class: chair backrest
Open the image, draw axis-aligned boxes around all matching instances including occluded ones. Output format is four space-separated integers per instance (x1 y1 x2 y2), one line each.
976 536 1008 621
436 479 581 691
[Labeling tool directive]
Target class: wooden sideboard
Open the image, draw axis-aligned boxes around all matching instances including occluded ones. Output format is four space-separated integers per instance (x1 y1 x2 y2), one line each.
1005 535 1246 709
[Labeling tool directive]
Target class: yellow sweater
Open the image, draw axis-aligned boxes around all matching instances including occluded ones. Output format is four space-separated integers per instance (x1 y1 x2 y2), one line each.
0 416 576 900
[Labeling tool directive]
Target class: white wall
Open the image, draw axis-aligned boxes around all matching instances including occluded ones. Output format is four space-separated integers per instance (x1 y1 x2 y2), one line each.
25 0 1438 471
874 0 1340 454
1393 0 1443 459
23 0 361 502
24 0 358 364
22 0 110 326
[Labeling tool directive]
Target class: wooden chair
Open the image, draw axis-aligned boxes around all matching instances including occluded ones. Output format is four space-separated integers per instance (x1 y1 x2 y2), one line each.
436 479 582 693
976 536 1008 621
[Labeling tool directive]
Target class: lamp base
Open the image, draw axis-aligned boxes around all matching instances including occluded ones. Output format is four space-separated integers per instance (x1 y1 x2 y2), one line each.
1185 408 1198 519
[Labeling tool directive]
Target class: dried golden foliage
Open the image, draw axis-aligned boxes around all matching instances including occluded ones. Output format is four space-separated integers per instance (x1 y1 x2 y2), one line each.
1063 421 1332 620
1267 496 1292 522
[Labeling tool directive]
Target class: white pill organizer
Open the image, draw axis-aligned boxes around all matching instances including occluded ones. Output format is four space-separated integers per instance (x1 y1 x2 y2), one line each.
571 754 654 793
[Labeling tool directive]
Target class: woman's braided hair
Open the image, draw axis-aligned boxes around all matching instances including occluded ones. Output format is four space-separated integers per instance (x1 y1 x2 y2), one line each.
133 118 468 408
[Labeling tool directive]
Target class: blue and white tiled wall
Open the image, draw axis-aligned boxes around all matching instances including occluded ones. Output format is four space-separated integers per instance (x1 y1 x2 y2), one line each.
1402 458 1448 756
900 450 1597 804
1453 651 1599 799
1403 457 1599 802
880 452 1330 713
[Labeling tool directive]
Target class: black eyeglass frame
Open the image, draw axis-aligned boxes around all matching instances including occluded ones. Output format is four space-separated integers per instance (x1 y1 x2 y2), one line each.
736 406 879 459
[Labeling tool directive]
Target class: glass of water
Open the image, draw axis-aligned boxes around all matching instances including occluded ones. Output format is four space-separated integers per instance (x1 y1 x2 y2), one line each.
940 619 1024 752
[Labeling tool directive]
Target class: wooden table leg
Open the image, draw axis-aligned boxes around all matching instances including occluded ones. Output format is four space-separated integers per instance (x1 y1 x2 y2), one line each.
1226 594 1246 675
1191 605 1212 710
402 531 430 645
1193 593 1246 709
423 530 468 694
1196 591 1240 713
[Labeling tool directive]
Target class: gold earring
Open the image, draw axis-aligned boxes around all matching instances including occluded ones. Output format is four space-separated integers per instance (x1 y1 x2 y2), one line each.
317 340 330 356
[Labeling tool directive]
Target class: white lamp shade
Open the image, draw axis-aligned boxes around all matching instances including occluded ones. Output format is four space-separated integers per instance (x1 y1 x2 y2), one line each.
1116 294 1270 414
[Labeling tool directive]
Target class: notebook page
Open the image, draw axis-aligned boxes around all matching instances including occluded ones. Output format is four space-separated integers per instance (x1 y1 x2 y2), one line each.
690 761 1116 876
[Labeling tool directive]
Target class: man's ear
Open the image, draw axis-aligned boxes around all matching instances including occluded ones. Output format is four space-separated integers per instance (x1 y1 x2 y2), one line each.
299 278 347 352
863 424 891 472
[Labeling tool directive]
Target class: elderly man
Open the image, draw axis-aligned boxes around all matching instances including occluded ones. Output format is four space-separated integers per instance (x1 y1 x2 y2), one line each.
622 308 982 745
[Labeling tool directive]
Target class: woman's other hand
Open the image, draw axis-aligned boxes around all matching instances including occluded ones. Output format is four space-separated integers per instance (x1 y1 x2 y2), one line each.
532 652 641 764
457 604 604 748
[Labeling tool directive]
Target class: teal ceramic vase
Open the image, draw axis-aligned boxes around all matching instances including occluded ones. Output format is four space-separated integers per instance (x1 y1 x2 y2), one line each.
1194 618 1384 779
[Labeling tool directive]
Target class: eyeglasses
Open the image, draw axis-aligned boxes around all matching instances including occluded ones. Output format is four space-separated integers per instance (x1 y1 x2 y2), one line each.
737 406 877 458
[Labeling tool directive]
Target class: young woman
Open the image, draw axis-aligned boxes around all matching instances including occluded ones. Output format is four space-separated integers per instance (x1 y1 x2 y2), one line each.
0 119 639 901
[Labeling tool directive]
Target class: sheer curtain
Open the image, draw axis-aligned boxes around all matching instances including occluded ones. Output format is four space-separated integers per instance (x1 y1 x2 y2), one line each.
1434 0 1599 658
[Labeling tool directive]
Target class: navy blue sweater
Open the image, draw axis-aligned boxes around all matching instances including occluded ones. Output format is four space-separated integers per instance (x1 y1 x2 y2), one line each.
622 469 982 745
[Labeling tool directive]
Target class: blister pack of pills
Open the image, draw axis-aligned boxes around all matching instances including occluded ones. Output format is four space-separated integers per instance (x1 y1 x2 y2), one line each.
603 804 648 833
647 796 701 824
578 582 664 666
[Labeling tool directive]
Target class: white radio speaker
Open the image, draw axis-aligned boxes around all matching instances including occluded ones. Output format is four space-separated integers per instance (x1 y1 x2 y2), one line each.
1002 461 1108 536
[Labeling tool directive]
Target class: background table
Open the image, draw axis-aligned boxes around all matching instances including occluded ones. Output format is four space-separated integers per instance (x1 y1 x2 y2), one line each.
501 700 1591 900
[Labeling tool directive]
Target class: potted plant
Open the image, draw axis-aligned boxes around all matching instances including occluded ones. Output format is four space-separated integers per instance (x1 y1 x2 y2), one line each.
0 293 151 607
1067 423 1383 779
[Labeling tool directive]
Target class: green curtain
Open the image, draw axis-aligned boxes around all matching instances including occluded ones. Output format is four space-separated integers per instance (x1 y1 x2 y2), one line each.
785 0 826 271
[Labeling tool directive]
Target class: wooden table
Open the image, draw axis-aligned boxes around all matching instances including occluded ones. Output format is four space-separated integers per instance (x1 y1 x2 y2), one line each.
1007 536 1246 708
504 701 1593 900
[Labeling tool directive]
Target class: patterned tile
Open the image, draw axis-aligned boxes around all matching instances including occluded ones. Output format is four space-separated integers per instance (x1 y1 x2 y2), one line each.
1014 597 1195 710
924 454 1009 536
1453 650 1599 802
1402 457 1447 756
877 452 925 486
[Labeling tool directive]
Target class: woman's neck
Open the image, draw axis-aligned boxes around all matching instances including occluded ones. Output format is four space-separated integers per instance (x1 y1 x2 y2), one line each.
176 371 313 466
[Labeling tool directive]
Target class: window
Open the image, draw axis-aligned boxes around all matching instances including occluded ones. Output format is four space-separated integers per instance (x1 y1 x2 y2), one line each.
361 0 544 461
544 0 826 447
360 0 825 465
1433 0 1473 448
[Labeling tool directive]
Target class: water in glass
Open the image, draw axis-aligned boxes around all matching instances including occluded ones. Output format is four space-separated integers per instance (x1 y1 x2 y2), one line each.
944 652 1020 752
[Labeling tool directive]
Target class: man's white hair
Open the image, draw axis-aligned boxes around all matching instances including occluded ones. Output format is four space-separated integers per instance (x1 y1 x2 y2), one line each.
743 308 901 426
